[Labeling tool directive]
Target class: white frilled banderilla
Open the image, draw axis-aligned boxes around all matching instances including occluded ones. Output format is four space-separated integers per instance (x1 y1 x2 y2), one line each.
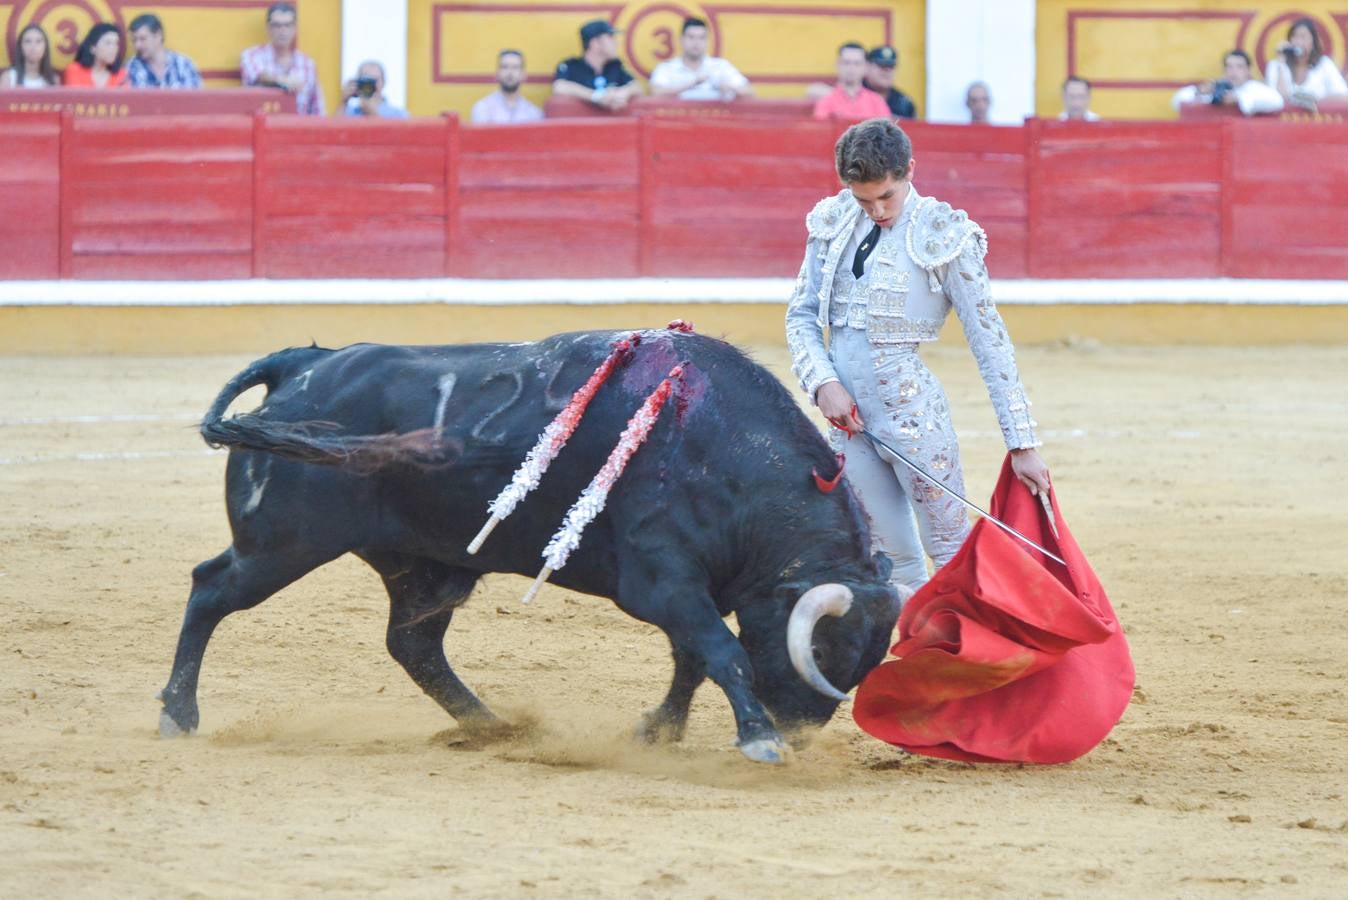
520 363 686 603
466 330 643 554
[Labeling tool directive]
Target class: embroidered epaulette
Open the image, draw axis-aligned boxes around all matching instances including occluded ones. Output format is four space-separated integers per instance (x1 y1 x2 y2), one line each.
805 189 857 240
906 197 987 270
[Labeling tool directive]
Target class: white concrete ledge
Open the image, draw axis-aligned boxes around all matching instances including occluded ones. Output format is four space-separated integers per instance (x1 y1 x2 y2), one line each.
1 277 1346 307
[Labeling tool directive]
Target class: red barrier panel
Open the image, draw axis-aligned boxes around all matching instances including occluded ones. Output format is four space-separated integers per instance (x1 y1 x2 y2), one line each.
9 113 1348 283
541 94 815 120
254 116 450 278
1028 119 1224 278
457 119 641 278
906 122 1030 279
1223 118 1348 279
643 117 838 276
0 112 60 279
1 88 294 118
61 114 254 279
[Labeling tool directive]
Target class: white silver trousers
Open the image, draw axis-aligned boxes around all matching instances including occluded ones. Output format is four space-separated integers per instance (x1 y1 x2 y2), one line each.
828 327 971 593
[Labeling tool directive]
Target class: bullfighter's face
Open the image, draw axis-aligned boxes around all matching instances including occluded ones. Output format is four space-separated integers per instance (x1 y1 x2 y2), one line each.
848 162 915 230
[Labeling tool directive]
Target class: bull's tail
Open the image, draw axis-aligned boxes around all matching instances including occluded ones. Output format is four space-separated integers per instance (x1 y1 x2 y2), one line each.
199 347 458 473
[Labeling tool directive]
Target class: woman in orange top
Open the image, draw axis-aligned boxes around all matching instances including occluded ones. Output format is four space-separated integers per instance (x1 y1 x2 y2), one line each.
63 23 128 88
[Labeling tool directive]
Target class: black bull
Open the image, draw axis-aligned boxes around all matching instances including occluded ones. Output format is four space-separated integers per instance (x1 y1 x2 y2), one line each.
159 328 899 763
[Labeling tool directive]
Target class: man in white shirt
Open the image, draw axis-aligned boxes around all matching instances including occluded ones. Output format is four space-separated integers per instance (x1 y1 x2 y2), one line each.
1172 49 1284 116
471 49 544 124
1058 76 1100 121
649 17 752 101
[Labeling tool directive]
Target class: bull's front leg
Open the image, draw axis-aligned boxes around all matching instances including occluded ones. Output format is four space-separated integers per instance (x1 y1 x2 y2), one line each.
636 642 703 744
617 575 789 764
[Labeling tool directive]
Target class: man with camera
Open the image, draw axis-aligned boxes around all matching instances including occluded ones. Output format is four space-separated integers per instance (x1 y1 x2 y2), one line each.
339 60 408 118
1172 50 1283 116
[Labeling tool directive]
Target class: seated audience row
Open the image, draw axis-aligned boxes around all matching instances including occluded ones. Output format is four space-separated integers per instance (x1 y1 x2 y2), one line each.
8 8 1344 123
1172 50 1284 116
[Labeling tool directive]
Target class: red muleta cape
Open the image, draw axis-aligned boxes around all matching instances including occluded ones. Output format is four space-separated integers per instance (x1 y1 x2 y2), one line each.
853 455 1134 764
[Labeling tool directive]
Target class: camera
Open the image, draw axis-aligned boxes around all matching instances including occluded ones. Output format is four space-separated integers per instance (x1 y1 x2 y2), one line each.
1210 79 1233 104
1281 43 1305 58
354 76 378 98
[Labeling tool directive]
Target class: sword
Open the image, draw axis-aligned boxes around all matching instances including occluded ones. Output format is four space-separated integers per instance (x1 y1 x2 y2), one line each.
858 427 1067 567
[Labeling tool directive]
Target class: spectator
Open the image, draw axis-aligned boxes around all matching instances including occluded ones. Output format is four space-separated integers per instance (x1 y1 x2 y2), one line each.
63 23 127 88
1058 76 1099 120
1172 50 1283 116
241 2 323 115
965 81 991 123
650 17 752 101
471 49 543 124
553 19 641 111
338 60 408 118
813 42 890 120
126 14 202 88
2 24 58 88
1265 17 1347 110
863 45 916 118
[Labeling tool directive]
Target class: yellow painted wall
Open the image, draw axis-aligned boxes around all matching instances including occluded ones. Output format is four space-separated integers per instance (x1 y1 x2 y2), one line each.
1037 1 1348 119
406 0 925 119
0 0 341 107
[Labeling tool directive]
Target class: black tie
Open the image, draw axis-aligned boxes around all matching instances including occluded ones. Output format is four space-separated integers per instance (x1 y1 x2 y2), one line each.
852 223 882 278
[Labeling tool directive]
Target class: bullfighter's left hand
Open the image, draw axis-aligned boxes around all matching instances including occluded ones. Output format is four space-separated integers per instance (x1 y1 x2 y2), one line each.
1010 447 1051 496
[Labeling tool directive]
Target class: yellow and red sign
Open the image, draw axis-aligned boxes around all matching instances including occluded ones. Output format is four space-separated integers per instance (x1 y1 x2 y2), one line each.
1 0 340 104
1037 0 1348 118
407 0 925 118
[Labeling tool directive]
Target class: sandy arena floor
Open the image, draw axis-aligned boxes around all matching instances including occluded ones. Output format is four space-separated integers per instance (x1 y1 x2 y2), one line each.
2 340 1346 897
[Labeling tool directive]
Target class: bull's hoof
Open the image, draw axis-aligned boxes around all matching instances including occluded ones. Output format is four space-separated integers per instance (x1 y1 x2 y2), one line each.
158 709 195 738
635 710 686 745
738 737 791 765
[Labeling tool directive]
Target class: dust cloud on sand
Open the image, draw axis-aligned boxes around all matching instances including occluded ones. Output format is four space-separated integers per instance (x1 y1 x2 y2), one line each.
2 343 1345 896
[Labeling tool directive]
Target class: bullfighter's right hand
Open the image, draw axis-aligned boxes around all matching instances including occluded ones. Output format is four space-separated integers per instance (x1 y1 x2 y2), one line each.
816 381 864 435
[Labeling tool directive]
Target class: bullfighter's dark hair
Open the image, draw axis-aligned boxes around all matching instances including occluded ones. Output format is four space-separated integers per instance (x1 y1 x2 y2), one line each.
498 48 524 63
74 23 124 72
1286 17 1324 66
835 118 912 184
1225 48 1252 67
682 16 707 34
129 13 163 35
1063 75 1090 91
838 41 865 57
9 24 59 86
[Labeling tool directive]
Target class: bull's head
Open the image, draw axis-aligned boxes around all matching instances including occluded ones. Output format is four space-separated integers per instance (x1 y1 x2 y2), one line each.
737 566 903 734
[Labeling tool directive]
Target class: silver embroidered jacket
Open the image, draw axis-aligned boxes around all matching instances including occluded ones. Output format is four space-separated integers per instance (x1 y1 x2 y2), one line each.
785 187 1040 450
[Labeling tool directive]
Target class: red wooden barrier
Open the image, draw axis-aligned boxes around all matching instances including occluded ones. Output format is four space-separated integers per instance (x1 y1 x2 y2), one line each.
61 114 254 279
642 117 837 276
1 88 294 118
906 122 1030 278
540 94 815 120
0 112 60 279
4 112 1347 283
1028 119 1224 278
254 116 450 278
457 119 641 278
1223 118 1348 279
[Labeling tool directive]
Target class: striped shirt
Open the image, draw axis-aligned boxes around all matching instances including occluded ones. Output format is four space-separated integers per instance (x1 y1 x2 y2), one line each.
240 43 323 115
127 51 202 89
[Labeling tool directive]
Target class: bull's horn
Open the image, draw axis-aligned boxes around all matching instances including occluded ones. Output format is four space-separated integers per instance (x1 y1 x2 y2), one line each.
786 583 854 702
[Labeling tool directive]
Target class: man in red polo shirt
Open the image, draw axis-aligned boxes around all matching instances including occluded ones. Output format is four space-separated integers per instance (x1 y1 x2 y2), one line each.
813 42 891 120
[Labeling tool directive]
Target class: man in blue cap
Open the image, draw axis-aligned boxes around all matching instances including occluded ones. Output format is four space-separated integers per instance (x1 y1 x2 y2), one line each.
553 19 643 111
864 45 917 119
